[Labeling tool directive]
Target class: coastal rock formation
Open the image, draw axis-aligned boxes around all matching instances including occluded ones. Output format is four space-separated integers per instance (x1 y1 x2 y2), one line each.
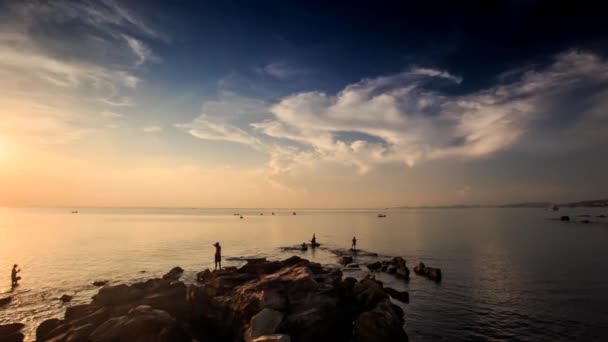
92 280 108 287
36 256 408 342
0 323 25 342
366 257 410 280
413 262 442 282
59 294 73 303
162 266 184 281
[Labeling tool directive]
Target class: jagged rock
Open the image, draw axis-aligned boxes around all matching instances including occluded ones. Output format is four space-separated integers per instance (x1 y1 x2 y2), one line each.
92 280 108 287
245 308 284 342
253 334 291 342
59 294 73 303
354 299 408 342
384 287 409 303
89 305 186 342
162 266 184 281
414 262 442 282
0 323 25 342
36 258 408 342
352 278 388 310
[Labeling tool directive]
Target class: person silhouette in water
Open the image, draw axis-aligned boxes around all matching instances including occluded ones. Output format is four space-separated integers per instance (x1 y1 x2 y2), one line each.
352 236 357 251
213 242 222 270
11 264 21 287
311 234 317 246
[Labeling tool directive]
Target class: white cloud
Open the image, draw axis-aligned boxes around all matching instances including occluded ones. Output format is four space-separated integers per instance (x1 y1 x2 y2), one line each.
259 62 308 80
123 34 160 67
176 115 260 145
251 51 608 175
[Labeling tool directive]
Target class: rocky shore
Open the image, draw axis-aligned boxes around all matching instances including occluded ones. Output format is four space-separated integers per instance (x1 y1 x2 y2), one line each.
30 256 411 342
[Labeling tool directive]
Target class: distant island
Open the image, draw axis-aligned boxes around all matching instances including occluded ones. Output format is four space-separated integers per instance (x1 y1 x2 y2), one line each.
396 199 608 209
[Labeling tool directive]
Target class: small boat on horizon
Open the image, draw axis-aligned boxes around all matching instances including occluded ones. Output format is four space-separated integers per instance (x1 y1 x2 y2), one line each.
71 210 78 214
377 213 386 218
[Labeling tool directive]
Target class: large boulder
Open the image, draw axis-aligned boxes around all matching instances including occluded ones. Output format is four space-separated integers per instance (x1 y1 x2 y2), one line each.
245 308 284 342
384 287 409 303
162 266 184 281
89 305 186 342
354 299 408 342
352 278 388 310
0 323 25 342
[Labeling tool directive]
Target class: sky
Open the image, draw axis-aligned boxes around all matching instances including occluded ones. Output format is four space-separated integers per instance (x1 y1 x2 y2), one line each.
1 0 608 208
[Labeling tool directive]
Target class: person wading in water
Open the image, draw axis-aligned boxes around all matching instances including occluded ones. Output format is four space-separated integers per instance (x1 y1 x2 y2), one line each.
213 242 222 270
11 264 21 287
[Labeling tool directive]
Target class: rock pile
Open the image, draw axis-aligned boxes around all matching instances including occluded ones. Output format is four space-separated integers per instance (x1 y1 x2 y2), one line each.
413 262 442 282
35 256 408 342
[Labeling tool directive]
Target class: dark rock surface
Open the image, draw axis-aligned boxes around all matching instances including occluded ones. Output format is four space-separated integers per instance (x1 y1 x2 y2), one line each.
92 280 108 287
36 256 408 342
59 294 73 303
0 296 12 307
162 266 184 281
560 216 570 221
0 323 25 342
413 262 442 282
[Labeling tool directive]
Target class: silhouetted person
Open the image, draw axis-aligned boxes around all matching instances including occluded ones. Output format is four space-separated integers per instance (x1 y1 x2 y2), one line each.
213 242 222 270
11 264 20 287
352 236 357 251
311 234 316 246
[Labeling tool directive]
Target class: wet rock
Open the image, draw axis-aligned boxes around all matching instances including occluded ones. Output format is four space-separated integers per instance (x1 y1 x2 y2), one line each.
414 262 442 282
36 318 62 341
366 261 382 271
89 305 186 342
0 323 25 342
384 287 409 303
0 296 11 307
253 334 291 342
59 294 73 303
162 266 184 281
245 308 284 342
339 256 353 265
92 280 108 287
353 299 408 342
352 278 389 310
92 284 144 306
560 215 570 221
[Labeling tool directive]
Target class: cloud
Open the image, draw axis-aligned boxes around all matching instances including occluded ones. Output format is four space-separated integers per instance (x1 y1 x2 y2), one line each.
250 51 608 175
258 62 308 80
176 93 269 147
143 125 162 133
123 34 160 67
177 115 260 145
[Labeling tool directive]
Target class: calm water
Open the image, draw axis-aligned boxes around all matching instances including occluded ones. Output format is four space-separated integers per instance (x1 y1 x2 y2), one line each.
1 207 608 341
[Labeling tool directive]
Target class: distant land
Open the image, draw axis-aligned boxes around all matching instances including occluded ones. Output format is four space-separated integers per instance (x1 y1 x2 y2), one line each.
396 199 608 209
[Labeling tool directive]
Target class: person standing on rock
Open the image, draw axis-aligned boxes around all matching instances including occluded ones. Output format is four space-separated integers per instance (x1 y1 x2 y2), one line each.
213 242 222 270
11 264 21 287
352 236 357 251
311 234 317 246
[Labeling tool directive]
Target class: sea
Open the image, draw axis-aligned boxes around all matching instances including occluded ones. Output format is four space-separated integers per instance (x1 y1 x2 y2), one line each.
1 207 607 341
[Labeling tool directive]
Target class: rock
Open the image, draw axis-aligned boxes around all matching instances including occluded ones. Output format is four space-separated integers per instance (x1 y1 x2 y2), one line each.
387 265 397 274
59 294 73 303
89 305 186 342
354 299 408 342
0 323 25 342
92 284 144 306
581 219 591 223
560 215 570 221
245 308 284 342
414 262 442 282
253 334 291 342
92 280 108 287
597 214 607 218
339 256 353 265
346 263 360 269
352 278 389 310
366 261 382 271
0 296 11 307
384 287 409 303
162 266 184 281
36 318 62 341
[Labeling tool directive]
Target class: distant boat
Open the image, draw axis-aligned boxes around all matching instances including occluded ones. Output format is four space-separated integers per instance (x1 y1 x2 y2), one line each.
240 216 243 219
71 210 78 214
271 212 275 215
293 212 296 215
260 213 264 215
551 205 559 211
377 213 386 218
